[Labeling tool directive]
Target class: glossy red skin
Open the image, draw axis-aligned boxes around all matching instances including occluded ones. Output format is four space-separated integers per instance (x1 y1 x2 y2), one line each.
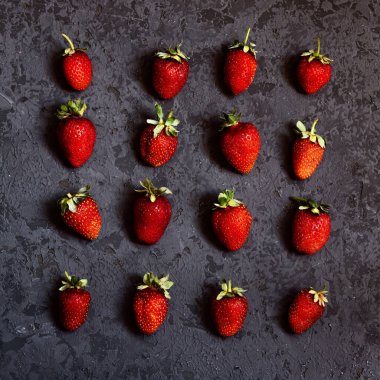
153 57 189 99
212 295 248 337
63 51 92 91
212 205 252 251
297 57 332 94
224 50 257 95
134 287 168 335
133 196 172 244
140 125 178 167
220 122 261 174
292 139 324 180
292 210 330 254
62 197 102 240
59 288 91 331
57 117 96 168
289 289 325 334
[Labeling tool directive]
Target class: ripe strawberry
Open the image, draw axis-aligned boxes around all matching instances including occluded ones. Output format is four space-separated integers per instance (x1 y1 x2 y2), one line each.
59 271 91 331
140 103 179 167
291 197 331 255
297 38 332 94
153 44 189 99
212 190 252 251
224 28 257 95
58 185 102 240
133 178 172 244
212 279 248 337
61 33 92 91
289 287 328 334
220 110 261 174
134 272 174 335
56 99 96 168
292 118 325 180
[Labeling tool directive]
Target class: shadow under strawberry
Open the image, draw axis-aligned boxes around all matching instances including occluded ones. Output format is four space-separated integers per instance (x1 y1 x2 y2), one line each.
279 122 296 180
282 54 304 94
121 274 143 335
41 105 71 169
195 283 220 336
49 48 75 92
131 51 157 99
278 204 298 255
122 186 141 245
212 46 233 98
48 279 65 331
277 287 299 334
197 192 229 252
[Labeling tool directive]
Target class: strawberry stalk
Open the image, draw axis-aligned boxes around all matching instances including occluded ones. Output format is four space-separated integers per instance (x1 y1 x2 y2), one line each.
301 38 332 64
291 196 330 215
216 279 246 300
56 99 87 119
294 119 326 148
155 43 188 63
61 33 87 56
59 271 88 291
58 185 90 214
229 27 257 57
135 178 172 203
309 287 328 307
147 103 180 138
220 109 240 129
137 272 174 299
214 189 243 209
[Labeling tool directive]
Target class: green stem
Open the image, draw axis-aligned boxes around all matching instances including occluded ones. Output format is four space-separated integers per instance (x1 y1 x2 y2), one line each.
243 27 251 45
227 280 232 293
316 38 321 55
310 118 319 134
62 33 75 50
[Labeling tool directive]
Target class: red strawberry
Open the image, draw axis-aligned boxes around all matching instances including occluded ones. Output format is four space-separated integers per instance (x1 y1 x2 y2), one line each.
59 271 91 331
220 110 261 174
292 118 325 180
58 185 102 240
153 44 189 99
212 190 252 251
133 272 174 335
289 287 328 334
56 99 96 168
140 103 179 167
297 38 332 94
291 197 331 255
212 279 248 337
133 178 172 244
224 28 257 95
61 33 92 91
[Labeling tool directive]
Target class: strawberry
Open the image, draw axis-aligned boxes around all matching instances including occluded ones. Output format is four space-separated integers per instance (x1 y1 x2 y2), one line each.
291 197 331 255
220 110 261 174
59 271 91 331
133 272 174 335
292 118 325 180
61 33 92 91
140 103 179 167
58 185 102 240
153 44 189 99
212 190 252 251
212 279 248 337
133 178 172 244
224 28 257 95
56 99 96 168
297 38 332 94
289 287 328 334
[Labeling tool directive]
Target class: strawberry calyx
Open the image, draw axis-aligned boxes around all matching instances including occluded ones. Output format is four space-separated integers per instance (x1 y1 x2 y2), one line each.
147 103 180 138
137 272 174 300
295 119 326 149
301 38 332 65
59 271 88 291
216 279 246 300
135 178 172 203
57 99 87 119
229 27 257 58
220 109 241 129
61 33 87 56
214 189 243 209
58 185 90 215
309 287 328 307
155 43 188 63
291 196 330 215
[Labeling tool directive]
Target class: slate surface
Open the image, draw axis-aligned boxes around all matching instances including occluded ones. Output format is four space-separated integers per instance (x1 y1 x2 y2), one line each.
0 0 379 379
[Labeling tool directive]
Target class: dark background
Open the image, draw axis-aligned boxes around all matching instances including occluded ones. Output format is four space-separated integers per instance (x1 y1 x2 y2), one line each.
0 0 379 379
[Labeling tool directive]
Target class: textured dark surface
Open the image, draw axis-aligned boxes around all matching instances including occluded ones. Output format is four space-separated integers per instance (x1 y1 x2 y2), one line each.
0 0 379 379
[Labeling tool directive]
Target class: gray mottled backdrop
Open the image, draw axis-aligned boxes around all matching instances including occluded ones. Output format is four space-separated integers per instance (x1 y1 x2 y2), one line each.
0 0 379 379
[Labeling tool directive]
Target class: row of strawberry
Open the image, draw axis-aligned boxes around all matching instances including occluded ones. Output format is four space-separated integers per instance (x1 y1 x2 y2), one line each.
55 29 333 336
